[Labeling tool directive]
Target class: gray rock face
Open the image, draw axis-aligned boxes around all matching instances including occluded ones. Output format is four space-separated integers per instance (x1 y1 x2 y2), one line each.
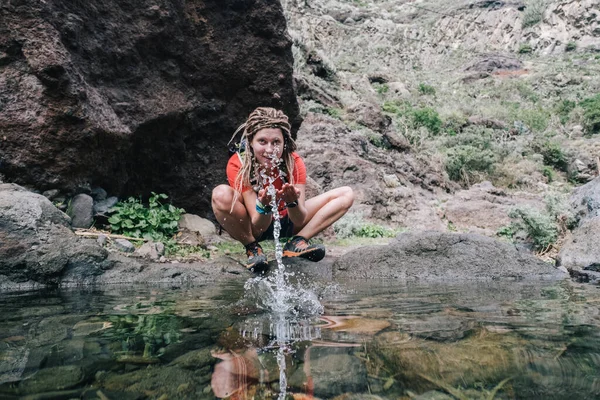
558 177 600 270
558 217 600 270
570 176 600 223
0 0 300 218
0 184 110 286
333 231 565 281
69 194 94 228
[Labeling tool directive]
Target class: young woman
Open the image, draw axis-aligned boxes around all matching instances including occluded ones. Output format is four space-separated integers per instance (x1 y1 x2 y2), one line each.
211 107 354 271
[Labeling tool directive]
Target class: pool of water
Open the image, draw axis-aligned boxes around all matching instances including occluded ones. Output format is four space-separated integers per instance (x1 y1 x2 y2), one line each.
1 278 599 399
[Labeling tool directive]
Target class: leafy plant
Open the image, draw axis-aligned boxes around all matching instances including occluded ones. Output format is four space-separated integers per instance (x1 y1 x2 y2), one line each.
374 83 389 95
412 107 442 135
580 94 600 134
445 145 496 184
509 207 558 251
418 82 436 96
532 140 569 172
518 43 533 54
565 42 577 52
108 193 184 242
333 212 397 239
555 99 576 125
522 0 548 28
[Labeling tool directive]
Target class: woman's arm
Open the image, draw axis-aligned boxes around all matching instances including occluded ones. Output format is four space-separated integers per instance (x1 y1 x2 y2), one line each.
242 189 272 235
280 183 307 227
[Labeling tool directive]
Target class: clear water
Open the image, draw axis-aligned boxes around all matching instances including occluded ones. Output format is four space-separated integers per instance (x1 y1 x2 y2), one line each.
1 279 599 399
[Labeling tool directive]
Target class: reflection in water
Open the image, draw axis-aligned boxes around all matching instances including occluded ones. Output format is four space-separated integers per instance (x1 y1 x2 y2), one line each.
1 281 600 399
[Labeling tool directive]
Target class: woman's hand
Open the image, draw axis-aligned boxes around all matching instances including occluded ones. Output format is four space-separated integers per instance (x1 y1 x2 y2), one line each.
257 188 272 207
278 183 300 205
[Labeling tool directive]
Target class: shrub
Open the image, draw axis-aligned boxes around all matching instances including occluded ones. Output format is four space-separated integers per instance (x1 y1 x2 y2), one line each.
541 166 554 182
418 83 436 96
508 207 558 251
555 99 576 125
445 145 496 184
532 140 569 172
412 107 442 135
333 212 397 239
507 193 575 251
374 83 389 95
108 193 184 242
518 43 533 54
565 42 577 52
522 0 548 28
580 94 600 134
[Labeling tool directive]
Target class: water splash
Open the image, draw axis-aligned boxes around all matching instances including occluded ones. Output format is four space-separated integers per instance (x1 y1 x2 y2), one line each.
241 150 324 398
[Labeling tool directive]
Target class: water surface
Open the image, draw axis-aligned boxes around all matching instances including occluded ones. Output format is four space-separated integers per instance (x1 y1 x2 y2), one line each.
1 279 599 399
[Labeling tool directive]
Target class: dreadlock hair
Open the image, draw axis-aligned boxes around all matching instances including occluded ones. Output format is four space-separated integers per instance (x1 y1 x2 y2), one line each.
228 107 297 212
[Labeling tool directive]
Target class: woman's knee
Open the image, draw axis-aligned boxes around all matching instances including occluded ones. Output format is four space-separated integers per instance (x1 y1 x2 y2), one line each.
212 185 234 211
337 186 354 210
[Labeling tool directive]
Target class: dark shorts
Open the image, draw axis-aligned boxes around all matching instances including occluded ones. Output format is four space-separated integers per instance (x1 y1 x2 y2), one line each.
257 216 295 242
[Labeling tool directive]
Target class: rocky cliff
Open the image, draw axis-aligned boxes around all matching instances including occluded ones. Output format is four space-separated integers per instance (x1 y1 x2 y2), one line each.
0 0 300 216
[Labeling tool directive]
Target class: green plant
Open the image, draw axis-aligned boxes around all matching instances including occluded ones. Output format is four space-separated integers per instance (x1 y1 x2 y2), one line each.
411 107 442 135
533 141 569 172
522 0 548 28
555 99 576 124
518 43 533 54
565 42 577 52
497 225 515 239
445 145 496 184
580 94 600 134
108 193 184 242
541 166 555 182
418 82 436 96
374 83 389 95
508 207 558 251
333 212 397 239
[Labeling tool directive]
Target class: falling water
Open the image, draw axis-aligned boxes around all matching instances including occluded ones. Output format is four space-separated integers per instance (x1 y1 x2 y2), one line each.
242 150 324 399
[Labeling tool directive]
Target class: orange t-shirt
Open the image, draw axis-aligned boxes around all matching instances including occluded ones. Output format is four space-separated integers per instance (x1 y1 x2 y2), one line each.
226 152 307 216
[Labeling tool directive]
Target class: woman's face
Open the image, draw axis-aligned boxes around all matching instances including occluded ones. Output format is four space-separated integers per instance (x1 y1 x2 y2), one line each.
250 128 285 167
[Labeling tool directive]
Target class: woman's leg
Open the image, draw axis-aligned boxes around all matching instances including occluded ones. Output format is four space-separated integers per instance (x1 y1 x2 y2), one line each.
295 186 354 239
212 185 256 245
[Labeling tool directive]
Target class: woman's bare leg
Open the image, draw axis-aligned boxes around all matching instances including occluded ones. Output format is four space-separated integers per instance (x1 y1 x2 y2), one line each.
295 186 354 239
212 185 256 245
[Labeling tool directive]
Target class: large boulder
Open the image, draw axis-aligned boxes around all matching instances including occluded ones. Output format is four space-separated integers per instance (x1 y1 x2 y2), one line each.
0 184 110 287
0 0 300 218
558 177 600 270
333 231 566 281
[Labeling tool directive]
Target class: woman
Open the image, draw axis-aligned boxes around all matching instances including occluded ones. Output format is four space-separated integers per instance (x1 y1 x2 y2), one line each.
211 107 354 272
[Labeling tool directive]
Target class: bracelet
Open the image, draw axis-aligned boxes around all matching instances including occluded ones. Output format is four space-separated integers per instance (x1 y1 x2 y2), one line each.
286 200 298 208
256 200 272 215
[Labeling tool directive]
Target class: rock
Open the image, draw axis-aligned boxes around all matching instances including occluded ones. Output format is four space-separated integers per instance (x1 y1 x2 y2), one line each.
383 130 411 151
97 234 108 247
113 239 135 253
292 347 368 398
383 174 401 188
465 55 523 73
568 159 596 183
347 102 391 133
69 194 94 228
178 214 216 244
0 184 110 287
569 176 600 223
41 189 60 201
90 187 107 201
1 0 300 218
93 196 119 216
467 116 507 130
557 217 600 270
135 241 164 260
442 181 540 235
461 71 491 83
386 81 410 97
333 231 566 281
18 365 84 394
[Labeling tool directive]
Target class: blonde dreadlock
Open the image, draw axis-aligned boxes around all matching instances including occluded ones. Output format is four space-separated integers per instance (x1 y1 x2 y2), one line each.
228 107 297 212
